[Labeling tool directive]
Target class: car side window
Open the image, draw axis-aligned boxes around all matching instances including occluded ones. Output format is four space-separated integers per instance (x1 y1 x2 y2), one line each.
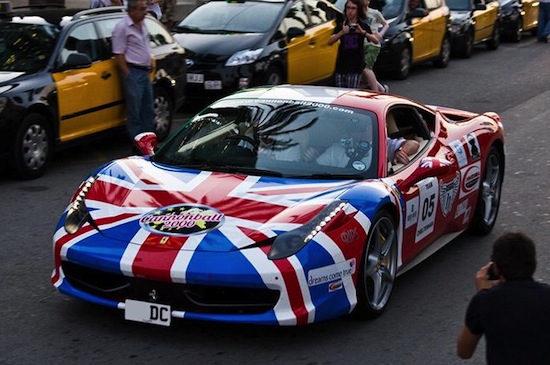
60 23 101 64
282 0 310 31
95 18 121 60
424 0 441 10
305 0 329 26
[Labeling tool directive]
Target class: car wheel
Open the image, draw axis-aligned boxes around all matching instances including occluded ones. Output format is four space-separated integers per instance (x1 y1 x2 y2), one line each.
458 31 474 58
509 17 523 43
354 211 397 319
153 87 173 142
11 113 52 180
470 146 503 235
265 66 283 85
486 22 501 50
395 46 411 80
433 35 451 68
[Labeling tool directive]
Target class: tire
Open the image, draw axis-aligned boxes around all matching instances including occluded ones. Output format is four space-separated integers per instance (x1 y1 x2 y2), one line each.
153 87 173 142
486 22 501 50
264 66 283 86
470 146 504 235
433 35 451 68
509 17 523 43
395 46 411 80
457 31 474 58
11 113 52 180
354 211 398 319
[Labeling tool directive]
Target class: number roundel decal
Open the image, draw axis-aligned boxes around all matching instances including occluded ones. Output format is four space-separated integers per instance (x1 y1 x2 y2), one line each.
139 204 225 236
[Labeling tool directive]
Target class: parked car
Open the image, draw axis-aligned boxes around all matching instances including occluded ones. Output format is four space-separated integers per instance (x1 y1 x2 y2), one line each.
335 0 452 79
0 4 186 179
447 0 501 58
497 0 539 42
171 0 342 101
52 84 505 326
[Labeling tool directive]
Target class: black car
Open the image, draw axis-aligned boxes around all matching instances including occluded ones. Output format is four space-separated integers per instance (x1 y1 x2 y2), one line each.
498 0 539 42
0 4 186 179
171 0 342 102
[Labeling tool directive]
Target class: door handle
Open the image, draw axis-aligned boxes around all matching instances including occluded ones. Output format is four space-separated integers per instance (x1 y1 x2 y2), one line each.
101 71 111 80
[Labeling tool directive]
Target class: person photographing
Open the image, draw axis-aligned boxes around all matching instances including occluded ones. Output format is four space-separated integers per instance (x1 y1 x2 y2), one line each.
456 232 550 364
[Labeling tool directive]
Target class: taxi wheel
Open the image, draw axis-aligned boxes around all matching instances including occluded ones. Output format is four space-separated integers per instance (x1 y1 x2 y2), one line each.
265 66 283 85
395 47 411 80
354 211 397 319
153 87 173 142
486 23 501 50
433 35 451 68
457 31 474 58
11 113 52 180
509 17 523 43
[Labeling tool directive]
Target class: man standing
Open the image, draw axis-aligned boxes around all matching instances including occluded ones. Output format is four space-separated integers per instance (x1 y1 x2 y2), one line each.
112 0 155 148
456 232 550 364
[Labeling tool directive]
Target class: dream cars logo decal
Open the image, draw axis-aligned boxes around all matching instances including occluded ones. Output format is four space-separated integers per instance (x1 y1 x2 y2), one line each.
139 204 225 236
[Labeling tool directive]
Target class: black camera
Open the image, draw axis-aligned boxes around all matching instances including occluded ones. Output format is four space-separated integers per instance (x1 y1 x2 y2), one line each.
349 25 356 33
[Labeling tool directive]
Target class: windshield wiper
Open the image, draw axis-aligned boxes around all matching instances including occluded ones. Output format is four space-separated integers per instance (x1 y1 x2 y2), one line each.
180 164 283 177
293 173 365 180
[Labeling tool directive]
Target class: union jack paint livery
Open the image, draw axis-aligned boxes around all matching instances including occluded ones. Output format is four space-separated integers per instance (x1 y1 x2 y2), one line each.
52 85 505 326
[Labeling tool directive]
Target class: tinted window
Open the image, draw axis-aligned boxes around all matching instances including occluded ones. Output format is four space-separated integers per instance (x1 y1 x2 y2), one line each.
176 1 283 33
60 22 101 64
0 22 58 72
445 0 471 10
145 18 175 47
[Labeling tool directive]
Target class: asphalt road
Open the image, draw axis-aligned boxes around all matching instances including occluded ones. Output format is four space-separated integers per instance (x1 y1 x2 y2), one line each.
1 37 550 365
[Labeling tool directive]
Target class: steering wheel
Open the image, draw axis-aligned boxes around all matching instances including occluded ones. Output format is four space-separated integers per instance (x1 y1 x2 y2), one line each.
223 134 259 153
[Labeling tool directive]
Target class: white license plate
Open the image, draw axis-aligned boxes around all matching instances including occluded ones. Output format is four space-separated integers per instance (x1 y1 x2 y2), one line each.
187 73 204 83
204 80 222 90
124 299 171 326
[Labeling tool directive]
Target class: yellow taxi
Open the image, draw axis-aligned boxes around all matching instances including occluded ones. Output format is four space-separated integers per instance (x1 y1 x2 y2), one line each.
447 0 501 57
172 0 342 101
0 4 186 179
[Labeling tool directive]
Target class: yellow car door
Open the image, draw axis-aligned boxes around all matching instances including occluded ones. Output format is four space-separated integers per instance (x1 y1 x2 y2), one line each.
52 23 125 142
523 0 540 31
286 0 339 84
410 13 433 61
425 0 449 58
473 0 499 40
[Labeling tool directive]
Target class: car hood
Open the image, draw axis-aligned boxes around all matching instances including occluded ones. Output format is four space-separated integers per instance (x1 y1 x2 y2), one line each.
450 11 470 22
173 32 264 58
0 71 25 84
81 158 356 252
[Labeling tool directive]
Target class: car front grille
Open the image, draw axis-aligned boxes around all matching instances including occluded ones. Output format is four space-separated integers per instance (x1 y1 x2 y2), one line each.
62 261 280 315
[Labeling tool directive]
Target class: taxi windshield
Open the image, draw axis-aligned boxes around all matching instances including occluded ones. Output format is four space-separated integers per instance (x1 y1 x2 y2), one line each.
153 99 380 180
0 22 58 72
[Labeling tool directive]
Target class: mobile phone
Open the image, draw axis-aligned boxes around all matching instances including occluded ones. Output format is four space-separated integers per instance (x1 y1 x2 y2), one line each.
487 263 498 280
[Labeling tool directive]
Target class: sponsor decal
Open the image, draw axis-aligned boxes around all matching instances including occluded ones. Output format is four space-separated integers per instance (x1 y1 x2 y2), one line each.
454 200 469 219
405 196 419 229
341 227 359 244
328 280 344 292
460 162 481 198
308 258 356 287
416 178 438 242
450 140 468 167
139 204 225 236
439 172 460 217
465 133 481 161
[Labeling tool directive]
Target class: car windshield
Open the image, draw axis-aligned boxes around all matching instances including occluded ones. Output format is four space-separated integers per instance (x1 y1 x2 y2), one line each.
0 22 58 72
174 1 282 33
446 0 472 11
153 98 380 180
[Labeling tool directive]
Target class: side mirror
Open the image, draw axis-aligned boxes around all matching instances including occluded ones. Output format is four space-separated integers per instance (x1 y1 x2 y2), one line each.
400 157 452 186
287 27 306 41
134 132 158 156
60 52 92 71
474 3 487 10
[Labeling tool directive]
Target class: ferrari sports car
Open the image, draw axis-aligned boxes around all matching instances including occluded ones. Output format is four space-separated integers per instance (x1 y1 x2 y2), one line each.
52 85 505 326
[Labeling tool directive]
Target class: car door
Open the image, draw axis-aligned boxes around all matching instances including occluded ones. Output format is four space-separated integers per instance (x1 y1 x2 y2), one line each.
522 0 540 30
409 0 434 61
387 106 460 263
283 0 316 84
423 0 449 58
52 21 125 143
473 0 498 40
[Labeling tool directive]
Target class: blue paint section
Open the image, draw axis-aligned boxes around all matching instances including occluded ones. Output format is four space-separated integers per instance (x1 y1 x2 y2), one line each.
65 233 128 275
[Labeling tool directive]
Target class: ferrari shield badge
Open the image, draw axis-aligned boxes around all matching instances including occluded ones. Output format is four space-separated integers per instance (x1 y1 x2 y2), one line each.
139 204 225 236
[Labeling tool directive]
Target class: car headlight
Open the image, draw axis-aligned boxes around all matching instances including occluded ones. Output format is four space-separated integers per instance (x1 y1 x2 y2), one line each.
64 176 98 234
268 201 347 260
225 49 263 66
